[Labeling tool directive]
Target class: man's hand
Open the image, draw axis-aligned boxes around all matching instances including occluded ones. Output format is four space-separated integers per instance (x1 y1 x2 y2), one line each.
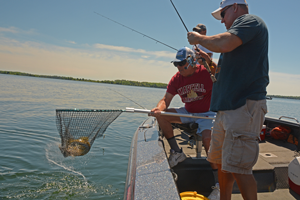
149 92 174 117
195 52 204 65
149 107 162 117
196 49 211 65
187 32 201 45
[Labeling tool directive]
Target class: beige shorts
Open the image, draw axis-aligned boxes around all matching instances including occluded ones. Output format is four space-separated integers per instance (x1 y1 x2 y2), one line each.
207 99 267 174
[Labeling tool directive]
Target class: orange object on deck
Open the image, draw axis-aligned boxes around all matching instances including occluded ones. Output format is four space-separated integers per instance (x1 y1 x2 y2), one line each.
180 191 209 200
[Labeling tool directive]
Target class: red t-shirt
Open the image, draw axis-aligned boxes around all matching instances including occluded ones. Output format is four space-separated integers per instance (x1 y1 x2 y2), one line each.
167 65 212 113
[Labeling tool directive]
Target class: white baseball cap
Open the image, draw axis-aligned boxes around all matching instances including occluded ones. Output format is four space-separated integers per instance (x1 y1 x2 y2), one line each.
212 0 248 20
171 47 195 63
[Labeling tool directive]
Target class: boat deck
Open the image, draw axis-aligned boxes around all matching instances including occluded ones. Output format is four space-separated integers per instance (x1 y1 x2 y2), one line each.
163 126 300 199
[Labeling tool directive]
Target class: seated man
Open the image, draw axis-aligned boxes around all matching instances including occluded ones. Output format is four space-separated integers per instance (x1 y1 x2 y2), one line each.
150 46 219 199
149 46 216 166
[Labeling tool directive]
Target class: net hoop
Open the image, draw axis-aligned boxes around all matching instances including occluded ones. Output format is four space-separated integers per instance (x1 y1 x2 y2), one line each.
56 109 123 157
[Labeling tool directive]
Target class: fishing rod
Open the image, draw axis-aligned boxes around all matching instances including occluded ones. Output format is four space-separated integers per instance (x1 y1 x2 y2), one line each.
94 12 178 51
170 0 189 32
169 0 217 82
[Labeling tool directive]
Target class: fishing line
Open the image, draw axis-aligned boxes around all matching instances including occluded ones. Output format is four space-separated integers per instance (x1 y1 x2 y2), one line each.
110 88 147 109
94 12 178 51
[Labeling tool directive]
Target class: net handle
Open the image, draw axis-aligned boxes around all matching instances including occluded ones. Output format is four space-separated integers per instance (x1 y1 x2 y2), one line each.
125 107 215 120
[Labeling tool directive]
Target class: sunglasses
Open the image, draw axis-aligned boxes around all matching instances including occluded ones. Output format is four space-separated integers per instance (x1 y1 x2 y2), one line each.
173 60 187 67
220 5 232 19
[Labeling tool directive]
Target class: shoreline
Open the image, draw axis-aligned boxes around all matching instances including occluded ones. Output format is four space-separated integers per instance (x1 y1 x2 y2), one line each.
1 70 300 100
0 70 168 89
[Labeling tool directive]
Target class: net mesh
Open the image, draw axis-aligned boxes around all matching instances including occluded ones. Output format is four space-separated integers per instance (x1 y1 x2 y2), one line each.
56 109 123 157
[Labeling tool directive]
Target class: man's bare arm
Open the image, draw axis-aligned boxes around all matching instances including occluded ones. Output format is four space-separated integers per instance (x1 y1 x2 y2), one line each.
156 92 174 111
150 92 174 117
188 32 243 53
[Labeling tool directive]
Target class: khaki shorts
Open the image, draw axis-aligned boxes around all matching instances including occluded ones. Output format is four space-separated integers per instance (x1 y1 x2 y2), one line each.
207 99 267 174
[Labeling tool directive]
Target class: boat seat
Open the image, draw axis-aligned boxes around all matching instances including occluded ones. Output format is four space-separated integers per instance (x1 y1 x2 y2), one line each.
171 122 203 158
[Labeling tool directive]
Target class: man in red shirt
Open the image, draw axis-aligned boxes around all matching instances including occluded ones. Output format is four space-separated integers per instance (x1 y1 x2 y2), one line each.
150 46 219 199
150 47 216 170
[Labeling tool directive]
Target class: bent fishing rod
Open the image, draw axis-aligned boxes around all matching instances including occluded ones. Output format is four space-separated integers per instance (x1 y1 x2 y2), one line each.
169 0 217 82
94 12 178 51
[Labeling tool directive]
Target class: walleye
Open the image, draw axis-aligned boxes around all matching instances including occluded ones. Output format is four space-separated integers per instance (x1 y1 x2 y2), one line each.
60 137 91 157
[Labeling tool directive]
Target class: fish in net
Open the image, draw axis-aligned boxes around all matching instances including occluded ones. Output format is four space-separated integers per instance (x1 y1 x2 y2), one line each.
56 109 122 157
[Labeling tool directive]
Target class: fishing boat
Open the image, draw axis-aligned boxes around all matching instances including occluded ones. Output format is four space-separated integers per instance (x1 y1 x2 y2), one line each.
124 115 300 199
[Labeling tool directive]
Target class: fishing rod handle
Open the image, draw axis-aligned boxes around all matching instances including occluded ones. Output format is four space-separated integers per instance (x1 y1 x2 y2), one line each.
210 75 217 83
201 58 217 83
193 45 217 82
125 107 215 120
204 62 217 83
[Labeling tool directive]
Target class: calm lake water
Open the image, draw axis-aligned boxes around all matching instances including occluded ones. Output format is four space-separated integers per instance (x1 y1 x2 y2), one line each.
1 74 300 199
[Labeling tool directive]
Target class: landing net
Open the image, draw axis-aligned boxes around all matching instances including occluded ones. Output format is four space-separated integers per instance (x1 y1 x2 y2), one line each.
56 109 122 157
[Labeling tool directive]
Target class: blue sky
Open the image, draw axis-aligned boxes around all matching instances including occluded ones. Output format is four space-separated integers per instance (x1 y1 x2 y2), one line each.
1 0 300 96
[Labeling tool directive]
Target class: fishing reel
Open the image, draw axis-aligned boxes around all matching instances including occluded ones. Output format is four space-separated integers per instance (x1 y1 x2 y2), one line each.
185 55 197 69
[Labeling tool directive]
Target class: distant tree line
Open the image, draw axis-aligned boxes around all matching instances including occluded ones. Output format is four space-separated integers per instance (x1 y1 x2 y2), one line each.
0 70 168 89
2 70 300 99
267 95 300 100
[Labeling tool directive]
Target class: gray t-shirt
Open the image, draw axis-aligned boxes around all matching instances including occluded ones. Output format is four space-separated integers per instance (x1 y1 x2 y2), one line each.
210 14 269 112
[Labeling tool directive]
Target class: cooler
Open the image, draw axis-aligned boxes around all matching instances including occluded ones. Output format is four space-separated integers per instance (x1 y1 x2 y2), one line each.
260 125 266 141
288 156 300 195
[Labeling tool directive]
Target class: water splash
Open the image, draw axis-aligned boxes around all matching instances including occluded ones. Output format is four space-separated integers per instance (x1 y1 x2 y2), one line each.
45 142 87 182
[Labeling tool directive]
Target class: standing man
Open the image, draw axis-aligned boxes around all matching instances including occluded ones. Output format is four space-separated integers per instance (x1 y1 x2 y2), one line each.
192 24 213 59
149 47 219 198
187 0 269 200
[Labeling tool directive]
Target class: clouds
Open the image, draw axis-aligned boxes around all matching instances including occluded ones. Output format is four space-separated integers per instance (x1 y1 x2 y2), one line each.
93 43 174 58
0 35 176 83
0 27 19 34
267 72 300 96
0 27 300 96
67 41 76 44
0 26 37 35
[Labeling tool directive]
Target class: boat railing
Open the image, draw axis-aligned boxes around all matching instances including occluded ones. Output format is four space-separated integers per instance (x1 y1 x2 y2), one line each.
279 116 299 124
